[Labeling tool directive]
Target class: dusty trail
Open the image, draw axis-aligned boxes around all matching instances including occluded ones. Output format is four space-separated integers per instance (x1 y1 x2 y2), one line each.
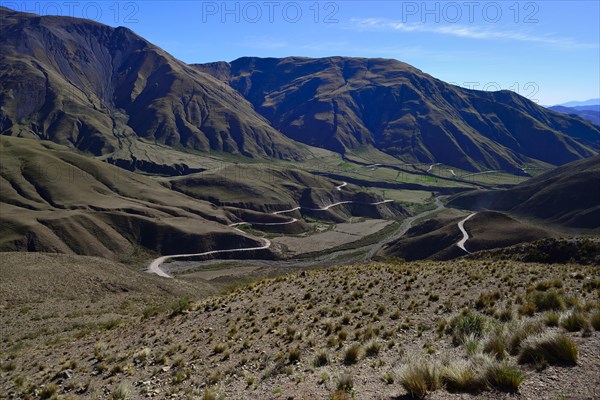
456 213 477 253
147 227 271 278
155 196 450 277
427 163 441 172
335 182 347 191
461 171 498 178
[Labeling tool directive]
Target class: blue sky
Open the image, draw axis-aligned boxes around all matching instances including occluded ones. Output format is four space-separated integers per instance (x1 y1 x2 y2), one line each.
5 1 599 105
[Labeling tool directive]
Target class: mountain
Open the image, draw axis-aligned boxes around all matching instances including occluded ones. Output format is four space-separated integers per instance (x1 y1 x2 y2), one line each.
0 7 306 173
2 7 598 173
547 105 600 126
447 155 600 228
574 105 600 111
558 98 600 107
196 57 600 172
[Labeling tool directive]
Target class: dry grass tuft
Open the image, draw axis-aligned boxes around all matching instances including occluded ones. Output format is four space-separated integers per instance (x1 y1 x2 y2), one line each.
450 310 487 344
440 359 486 393
313 349 330 367
591 311 600 331
518 332 578 365
560 310 590 332
343 344 361 365
507 318 545 354
399 357 441 398
481 358 525 393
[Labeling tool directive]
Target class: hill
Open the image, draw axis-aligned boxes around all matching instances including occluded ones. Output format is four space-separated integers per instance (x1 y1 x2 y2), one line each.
0 136 262 258
166 164 405 221
466 237 600 265
1 136 399 259
196 57 600 172
376 210 552 260
447 155 600 228
0 7 306 173
0 252 211 345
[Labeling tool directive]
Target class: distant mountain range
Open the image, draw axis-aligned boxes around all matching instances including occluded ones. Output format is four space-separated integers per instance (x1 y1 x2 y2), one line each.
547 105 600 126
557 99 600 107
1 7 599 173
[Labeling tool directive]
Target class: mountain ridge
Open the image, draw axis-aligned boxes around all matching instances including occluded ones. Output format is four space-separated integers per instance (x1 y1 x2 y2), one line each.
195 56 600 171
558 98 600 107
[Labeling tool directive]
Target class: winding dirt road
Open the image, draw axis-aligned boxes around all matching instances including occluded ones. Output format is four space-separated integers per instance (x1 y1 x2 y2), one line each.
461 171 498 178
456 213 477 253
335 182 348 191
427 163 441 172
148 229 271 278
148 183 396 278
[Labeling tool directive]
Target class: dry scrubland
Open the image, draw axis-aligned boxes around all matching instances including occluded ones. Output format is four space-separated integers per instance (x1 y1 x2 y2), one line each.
1 260 599 399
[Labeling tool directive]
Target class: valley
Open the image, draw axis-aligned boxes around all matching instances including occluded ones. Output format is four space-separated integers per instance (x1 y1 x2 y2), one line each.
0 5 599 400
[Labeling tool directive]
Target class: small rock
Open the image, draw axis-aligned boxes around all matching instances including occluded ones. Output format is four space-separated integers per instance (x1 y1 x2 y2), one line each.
52 369 73 381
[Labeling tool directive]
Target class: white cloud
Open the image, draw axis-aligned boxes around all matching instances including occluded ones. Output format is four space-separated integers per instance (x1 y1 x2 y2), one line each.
351 18 598 49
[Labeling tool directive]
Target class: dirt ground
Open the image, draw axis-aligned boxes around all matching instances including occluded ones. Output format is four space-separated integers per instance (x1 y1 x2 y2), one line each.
273 219 394 255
